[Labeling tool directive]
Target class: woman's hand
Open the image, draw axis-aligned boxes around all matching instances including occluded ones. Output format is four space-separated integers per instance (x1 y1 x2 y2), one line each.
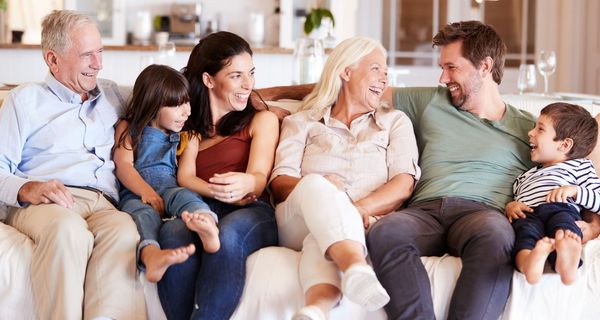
208 172 257 204
504 200 532 223
354 203 372 229
141 188 165 216
546 185 578 203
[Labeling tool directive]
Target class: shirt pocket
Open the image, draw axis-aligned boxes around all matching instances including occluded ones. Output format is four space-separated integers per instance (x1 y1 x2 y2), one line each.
358 131 389 154
305 129 345 155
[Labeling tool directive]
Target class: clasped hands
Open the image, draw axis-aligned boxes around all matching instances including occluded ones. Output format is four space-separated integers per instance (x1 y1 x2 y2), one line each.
208 172 257 206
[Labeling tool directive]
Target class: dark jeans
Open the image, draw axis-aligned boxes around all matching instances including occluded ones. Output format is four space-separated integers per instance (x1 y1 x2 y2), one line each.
512 202 583 268
157 198 278 320
367 197 514 320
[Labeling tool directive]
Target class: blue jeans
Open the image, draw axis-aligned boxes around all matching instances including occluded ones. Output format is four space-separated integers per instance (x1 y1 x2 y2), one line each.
157 198 278 320
120 186 214 269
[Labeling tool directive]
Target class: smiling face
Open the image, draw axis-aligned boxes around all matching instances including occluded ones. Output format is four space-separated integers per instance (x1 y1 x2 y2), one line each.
205 52 255 114
528 114 570 167
438 41 483 111
343 49 388 111
152 102 192 133
48 23 103 98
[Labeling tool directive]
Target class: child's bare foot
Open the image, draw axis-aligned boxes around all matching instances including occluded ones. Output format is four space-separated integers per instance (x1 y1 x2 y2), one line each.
141 244 196 282
182 211 220 253
554 229 582 285
521 237 555 284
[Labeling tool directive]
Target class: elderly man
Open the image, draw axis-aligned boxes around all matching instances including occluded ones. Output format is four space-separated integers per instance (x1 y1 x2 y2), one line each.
0 10 144 320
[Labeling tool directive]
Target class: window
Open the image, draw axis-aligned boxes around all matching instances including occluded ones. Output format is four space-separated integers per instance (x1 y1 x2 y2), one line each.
382 0 536 68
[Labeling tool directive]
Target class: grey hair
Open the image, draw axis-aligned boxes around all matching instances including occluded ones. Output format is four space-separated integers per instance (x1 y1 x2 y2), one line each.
299 36 387 112
41 10 96 55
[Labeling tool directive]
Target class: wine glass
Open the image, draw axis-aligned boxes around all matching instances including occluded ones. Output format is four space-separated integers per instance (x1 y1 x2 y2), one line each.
537 50 556 96
517 64 537 94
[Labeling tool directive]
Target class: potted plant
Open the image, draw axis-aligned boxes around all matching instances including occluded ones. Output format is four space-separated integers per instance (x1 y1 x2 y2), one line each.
303 7 335 37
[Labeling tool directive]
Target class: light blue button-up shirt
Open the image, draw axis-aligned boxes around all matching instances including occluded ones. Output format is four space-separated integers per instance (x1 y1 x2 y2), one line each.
0 73 127 206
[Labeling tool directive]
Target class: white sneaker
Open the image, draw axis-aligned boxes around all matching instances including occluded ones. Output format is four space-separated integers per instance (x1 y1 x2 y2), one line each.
292 305 326 320
341 263 390 311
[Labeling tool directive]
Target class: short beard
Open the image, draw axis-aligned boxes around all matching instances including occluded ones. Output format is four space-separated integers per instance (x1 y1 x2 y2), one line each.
450 72 482 111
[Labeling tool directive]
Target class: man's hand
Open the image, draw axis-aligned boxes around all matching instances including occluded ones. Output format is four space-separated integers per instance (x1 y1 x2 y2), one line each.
577 211 600 244
546 185 578 203
17 180 75 208
504 200 532 223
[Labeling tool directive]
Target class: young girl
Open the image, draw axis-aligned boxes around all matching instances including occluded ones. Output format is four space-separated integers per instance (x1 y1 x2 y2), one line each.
114 64 219 283
506 102 600 285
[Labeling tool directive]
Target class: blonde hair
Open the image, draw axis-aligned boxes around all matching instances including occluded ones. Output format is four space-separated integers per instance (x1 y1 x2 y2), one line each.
41 10 96 56
299 36 387 112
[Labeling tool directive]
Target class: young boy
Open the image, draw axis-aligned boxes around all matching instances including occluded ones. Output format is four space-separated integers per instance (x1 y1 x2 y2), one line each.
505 102 600 285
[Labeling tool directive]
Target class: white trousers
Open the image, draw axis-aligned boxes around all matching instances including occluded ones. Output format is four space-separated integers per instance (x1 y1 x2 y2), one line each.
275 174 366 293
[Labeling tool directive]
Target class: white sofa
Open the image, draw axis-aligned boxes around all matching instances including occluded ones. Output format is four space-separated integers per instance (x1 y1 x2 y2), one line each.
1 220 599 320
2 95 600 319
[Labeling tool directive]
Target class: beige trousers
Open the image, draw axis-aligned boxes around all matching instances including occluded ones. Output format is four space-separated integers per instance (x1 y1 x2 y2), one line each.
7 188 146 320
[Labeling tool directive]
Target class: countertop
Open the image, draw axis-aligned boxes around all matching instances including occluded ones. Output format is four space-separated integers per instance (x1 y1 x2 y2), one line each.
0 43 294 54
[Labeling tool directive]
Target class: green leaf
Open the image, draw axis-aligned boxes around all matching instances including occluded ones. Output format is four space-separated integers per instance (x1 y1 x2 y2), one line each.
303 8 335 35
319 9 335 27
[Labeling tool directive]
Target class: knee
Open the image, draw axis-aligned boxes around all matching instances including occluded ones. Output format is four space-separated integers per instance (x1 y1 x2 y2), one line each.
367 213 415 253
160 219 196 248
43 214 93 252
218 227 243 254
469 220 514 262
297 174 333 193
108 212 141 245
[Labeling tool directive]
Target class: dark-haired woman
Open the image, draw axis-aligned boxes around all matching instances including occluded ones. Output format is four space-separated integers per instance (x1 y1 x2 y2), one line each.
157 31 279 320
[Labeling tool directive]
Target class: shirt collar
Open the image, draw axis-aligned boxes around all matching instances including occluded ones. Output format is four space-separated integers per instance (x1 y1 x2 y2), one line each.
45 73 101 104
310 104 384 130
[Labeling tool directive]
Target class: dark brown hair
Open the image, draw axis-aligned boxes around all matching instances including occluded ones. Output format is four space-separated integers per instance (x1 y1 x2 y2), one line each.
432 20 506 85
541 102 598 159
118 64 190 150
182 31 257 138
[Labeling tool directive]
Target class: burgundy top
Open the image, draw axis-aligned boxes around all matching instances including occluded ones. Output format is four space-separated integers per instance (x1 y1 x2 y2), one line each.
195 125 251 182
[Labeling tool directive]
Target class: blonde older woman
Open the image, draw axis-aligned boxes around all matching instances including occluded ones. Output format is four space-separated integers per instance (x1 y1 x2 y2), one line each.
269 37 420 320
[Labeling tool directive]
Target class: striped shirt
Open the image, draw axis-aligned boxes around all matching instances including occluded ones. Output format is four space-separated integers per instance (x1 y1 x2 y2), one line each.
513 158 600 212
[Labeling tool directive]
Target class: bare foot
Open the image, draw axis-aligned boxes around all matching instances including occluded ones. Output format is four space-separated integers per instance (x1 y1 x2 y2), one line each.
554 229 582 285
141 244 196 282
519 237 555 284
182 211 220 253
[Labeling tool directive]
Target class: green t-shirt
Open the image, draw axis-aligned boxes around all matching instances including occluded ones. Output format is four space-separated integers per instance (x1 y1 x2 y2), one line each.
393 86 536 210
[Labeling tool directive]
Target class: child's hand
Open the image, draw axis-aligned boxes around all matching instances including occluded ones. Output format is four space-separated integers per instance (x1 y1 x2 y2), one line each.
141 190 165 216
546 185 578 203
505 200 532 223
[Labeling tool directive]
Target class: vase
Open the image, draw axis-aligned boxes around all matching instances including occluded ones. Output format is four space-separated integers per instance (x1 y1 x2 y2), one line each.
293 38 324 85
